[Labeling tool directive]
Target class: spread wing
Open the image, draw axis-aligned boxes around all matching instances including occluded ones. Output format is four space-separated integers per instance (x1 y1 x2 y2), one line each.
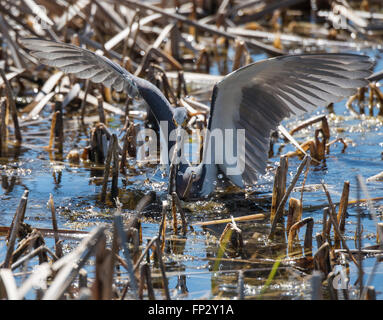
20 38 139 97
208 54 374 187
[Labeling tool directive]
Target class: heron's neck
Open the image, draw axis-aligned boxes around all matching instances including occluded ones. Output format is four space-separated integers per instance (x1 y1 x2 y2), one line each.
135 77 177 158
136 78 175 129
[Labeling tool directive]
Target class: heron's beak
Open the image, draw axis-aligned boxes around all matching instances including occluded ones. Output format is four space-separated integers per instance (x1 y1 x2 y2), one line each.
175 126 183 144
170 125 184 165
173 118 192 134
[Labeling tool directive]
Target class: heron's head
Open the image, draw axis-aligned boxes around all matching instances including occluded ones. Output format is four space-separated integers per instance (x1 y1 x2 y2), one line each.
176 164 208 200
172 107 188 128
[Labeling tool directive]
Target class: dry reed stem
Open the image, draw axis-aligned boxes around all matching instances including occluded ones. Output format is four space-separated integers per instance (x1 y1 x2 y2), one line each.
92 232 114 300
135 46 183 77
287 217 313 257
0 69 21 142
364 286 376 300
1 0 381 301
114 213 139 299
42 226 107 300
25 92 56 120
269 155 310 238
97 93 106 124
103 87 113 104
310 271 323 300
368 84 375 116
0 98 7 155
232 40 246 71
289 115 329 139
334 181 350 248
171 194 178 235
133 236 158 274
0 269 19 300
313 129 327 160
196 49 210 74
11 229 48 265
138 263 155 300
238 270 245 300
177 71 188 99
79 269 87 289
3 190 29 268
123 0 284 56
356 175 383 299
120 9 140 57
25 71 63 114
356 176 364 297
299 157 311 204
101 134 117 203
313 242 331 277
0 226 88 238
158 201 167 252
193 213 267 227
321 182 360 268
46 111 59 151
172 192 187 235
326 138 348 153
111 136 120 201
120 121 134 174
48 194 63 258
286 198 302 237
11 245 49 270
270 156 288 225
346 93 359 114
377 223 383 244
370 84 383 116
154 238 170 300
127 14 141 58
17 263 51 299
326 271 338 300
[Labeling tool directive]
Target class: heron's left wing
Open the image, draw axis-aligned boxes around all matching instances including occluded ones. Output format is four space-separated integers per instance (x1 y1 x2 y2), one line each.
207 54 374 187
20 38 138 97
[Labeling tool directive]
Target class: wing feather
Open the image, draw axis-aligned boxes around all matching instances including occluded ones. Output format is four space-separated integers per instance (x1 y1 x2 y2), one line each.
20 38 139 96
208 53 374 186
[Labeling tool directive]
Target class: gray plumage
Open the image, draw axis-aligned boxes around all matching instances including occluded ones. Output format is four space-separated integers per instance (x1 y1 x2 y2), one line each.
21 38 139 97
20 38 374 198
20 38 177 152
208 53 373 190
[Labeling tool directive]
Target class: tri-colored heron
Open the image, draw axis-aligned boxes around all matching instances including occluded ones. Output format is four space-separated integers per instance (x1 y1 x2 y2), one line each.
20 38 374 199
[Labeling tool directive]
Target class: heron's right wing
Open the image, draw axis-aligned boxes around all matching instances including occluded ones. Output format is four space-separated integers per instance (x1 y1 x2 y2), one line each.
207 54 374 187
20 38 138 97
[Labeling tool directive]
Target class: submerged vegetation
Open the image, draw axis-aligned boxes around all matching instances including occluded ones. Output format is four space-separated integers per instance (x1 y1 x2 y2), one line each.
0 0 383 301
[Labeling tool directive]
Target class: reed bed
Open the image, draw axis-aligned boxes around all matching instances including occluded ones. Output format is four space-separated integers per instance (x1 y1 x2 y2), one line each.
0 0 382 300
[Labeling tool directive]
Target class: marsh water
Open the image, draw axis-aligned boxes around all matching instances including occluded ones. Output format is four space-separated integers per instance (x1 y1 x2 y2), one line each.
1 47 383 300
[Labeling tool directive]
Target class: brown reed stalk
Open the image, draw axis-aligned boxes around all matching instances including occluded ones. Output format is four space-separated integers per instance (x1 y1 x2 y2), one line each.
270 156 288 225
269 155 310 237
0 69 21 142
3 190 29 268
101 135 117 203
97 92 106 124
48 194 63 258
334 181 350 248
